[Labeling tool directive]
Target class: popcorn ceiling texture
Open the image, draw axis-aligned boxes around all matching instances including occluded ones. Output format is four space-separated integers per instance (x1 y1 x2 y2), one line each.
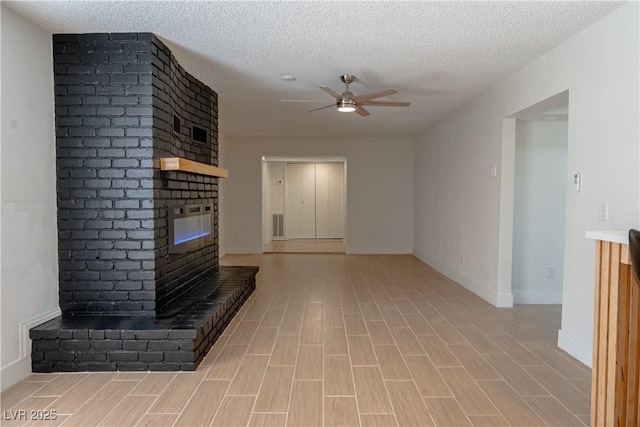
6 1 624 137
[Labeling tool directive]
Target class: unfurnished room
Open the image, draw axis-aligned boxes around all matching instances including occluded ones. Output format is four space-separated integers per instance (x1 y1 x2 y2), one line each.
1 1 639 426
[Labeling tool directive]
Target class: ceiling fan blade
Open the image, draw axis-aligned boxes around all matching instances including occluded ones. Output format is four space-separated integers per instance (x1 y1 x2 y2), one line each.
360 100 411 107
355 105 370 117
353 89 397 102
318 85 342 100
307 104 335 113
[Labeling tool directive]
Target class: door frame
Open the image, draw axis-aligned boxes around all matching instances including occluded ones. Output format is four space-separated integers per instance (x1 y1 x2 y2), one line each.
497 90 570 307
261 156 347 250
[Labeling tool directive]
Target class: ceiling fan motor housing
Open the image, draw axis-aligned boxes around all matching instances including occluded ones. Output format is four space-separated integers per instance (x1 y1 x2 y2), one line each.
337 98 357 112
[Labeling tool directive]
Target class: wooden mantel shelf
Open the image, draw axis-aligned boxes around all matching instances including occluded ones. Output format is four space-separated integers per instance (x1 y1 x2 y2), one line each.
160 157 228 178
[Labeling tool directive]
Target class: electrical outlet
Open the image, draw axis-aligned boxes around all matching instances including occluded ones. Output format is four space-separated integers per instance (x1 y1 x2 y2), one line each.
546 265 556 278
598 202 609 221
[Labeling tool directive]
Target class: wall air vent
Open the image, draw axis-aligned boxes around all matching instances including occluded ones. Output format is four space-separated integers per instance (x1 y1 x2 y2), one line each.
272 213 284 239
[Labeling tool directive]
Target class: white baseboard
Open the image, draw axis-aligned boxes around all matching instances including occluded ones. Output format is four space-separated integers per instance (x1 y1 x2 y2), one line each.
1 307 61 391
513 289 563 304
19 307 62 358
558 329 592 368
1 357 32 392
346 246 412 255
414 254 513 308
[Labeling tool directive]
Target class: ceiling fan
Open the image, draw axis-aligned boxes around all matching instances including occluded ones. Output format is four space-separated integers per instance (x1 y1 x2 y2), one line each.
284 75 411 117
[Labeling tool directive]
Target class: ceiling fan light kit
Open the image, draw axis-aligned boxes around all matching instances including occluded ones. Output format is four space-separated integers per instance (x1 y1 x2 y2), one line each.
337 99 357 113
283 74 411 117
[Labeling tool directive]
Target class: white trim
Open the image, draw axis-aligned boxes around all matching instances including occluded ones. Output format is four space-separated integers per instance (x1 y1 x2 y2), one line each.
558 328 592 368
1 307 62 391
346 246 412 255
1 357 32 392
264 155 347 163
415 254 514 308
513 289 563 304
19 307 62 358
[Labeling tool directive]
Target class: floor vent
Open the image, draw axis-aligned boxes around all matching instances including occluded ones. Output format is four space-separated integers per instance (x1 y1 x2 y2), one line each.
272 213 284 238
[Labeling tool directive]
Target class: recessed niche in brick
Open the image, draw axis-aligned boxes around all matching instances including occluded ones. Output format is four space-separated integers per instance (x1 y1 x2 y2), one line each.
192 125 207 144
173 114 181 134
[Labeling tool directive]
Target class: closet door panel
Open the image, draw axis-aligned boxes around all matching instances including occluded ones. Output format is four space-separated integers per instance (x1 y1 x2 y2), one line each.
315 163 331 238
300 163 316 238
285 163 303 239
329 162 344 238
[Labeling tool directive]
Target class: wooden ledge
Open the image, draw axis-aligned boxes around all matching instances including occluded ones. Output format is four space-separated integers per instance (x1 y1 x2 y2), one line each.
160 157 228 178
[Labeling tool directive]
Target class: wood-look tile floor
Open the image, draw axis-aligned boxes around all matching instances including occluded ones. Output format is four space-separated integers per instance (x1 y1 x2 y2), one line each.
1 254 591 426
263 239 345 254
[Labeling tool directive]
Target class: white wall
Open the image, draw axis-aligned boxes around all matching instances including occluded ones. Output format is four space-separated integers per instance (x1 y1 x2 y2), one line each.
222 136 414 254
1 6 59 390
512 120 567 304
270 162 285 215
265 161 284 242
413 2 639 366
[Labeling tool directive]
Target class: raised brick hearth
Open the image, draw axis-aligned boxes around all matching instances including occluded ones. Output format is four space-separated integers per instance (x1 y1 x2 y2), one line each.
31 266 256 372
31 33 256 372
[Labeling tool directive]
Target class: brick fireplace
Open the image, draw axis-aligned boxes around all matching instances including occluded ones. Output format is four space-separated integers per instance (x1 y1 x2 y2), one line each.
30 33 257 372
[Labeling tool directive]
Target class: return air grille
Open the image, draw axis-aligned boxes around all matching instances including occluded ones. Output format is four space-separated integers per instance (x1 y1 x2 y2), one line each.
272 213 284 238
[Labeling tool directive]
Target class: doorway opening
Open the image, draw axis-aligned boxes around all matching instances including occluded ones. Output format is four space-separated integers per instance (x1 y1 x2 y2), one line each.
498 91 569 342
262 156 347 254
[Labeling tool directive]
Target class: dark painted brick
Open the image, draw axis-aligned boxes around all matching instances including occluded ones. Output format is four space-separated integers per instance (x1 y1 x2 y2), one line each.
44 351 75 361
87 363 117 371
114 281 143 291
86 261 114 271
77 352 107 361
99 230 126 239
112 159 139 168
32 340 61 350
115 301 143 311
96 86 124 95
110 74 138 84
111 138 140 148
123 340 147 351
168 330 197 339
96 106 125 116
61 340 91 350
83 158 111 168
139 352 163 362
136 330 168 340
93 340 122 350
149 363 181 371
90 330 105 340
97 128 125 137
82 96 109 105
98 189 125 198
148 340 179 351
73 330 90 339
164 351 194 362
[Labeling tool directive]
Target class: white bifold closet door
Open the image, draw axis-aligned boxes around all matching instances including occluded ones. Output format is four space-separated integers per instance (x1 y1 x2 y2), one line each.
285 162 344 239
315 163 344 238
285 163 317 238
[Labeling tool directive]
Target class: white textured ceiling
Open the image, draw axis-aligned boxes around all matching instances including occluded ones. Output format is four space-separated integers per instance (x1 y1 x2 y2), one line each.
5 1 624 137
